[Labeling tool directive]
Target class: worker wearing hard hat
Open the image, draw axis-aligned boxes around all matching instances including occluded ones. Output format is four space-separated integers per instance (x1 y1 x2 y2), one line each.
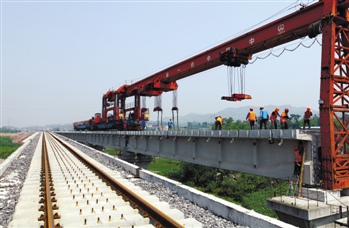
269 107 281 129
168 118 173 130
246 108 257 129
280 108 290 129
215 116 223 130
303 108 313 129
259 106 269 129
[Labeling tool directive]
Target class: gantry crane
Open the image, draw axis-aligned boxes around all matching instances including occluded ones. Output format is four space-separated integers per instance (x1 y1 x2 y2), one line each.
96 0 349 190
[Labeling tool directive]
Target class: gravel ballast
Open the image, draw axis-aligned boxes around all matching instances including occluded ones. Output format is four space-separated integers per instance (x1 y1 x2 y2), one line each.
1 132 247 228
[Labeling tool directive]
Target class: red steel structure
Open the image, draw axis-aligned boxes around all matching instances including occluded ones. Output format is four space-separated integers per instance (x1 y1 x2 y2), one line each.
102 1 348 190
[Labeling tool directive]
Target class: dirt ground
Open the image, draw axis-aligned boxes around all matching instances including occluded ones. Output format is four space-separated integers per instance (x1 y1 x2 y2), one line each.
1 132 34 144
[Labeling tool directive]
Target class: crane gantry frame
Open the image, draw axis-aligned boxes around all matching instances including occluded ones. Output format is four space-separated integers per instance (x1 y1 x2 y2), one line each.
101 0 349 190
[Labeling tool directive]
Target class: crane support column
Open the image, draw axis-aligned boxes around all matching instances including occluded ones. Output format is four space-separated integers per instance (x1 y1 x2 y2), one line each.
320 1 349 190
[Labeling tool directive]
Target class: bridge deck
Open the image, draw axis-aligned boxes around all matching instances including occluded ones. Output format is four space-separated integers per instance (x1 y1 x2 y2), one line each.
58 129 321 185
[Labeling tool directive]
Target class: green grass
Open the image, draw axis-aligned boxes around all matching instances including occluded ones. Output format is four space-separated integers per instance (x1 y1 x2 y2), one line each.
103 148 120 156
0 136 21 159
147 157 181 176
146 157 283 219
242 187 278 218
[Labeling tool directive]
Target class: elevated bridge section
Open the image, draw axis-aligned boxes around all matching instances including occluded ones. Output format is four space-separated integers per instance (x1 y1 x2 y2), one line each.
58 129 321 186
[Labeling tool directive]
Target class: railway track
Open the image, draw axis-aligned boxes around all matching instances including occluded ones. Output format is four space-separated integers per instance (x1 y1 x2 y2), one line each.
8 132 202 227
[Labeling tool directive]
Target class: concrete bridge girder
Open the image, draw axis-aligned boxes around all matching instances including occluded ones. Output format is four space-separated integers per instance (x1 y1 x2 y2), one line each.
58 129 320 186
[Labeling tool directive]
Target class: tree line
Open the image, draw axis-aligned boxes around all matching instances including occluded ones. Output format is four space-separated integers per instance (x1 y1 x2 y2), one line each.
0 127 21 133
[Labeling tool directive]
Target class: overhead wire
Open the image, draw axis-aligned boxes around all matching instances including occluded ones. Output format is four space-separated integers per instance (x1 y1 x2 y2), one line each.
249 37 321 64
230 1 300 39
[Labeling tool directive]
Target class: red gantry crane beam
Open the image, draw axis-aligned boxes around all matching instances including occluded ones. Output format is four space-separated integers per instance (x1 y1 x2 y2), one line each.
117 1 324 99
114 0 349 190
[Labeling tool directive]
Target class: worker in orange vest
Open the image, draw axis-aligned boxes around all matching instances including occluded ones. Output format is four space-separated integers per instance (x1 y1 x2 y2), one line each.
294 146 302 176
303 107 313 129
269 107 280 129
280 108 290 129
246 108 257 129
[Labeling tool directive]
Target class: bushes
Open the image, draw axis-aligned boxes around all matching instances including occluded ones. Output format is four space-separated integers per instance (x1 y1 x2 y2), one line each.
242 187 278 218
152 161 285 218
0 136 21 159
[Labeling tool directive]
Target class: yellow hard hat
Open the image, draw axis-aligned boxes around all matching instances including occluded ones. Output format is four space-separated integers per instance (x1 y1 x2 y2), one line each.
260 106 264 109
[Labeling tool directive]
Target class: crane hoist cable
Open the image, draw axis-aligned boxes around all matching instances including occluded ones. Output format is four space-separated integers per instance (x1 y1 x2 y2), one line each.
220 48 251 102
154 96 163 130
172 90 179 131
227 65 246 96
141 96 149 129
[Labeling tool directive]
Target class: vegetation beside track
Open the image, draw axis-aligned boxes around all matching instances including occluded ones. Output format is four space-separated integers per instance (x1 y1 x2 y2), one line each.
0 136 21 159
147 157 287 219
103 148 120 156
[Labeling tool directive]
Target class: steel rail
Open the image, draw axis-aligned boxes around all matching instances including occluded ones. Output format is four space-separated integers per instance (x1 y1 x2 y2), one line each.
40 133 55 228
49 132 185 228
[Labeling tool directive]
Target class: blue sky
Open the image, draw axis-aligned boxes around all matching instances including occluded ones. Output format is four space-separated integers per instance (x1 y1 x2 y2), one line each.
1 0 321 128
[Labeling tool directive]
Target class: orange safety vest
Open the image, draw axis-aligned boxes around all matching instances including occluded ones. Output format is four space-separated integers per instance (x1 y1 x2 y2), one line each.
270 111 278 121
248 111 256 121
294 147 302 163
304 111 312 120
281 112 288 123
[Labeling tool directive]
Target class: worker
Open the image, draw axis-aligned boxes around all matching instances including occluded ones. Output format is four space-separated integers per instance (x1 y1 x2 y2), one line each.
294 146 302 176
280 108 290 129
303 107 313 129
269 107 280 129
123 120 127 130
215 116 223 130
259 106 269 129
141 119 146 131
246 108 257 129
168 118 173 130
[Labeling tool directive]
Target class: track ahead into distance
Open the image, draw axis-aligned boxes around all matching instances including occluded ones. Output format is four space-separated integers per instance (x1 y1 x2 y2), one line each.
9 132 201 227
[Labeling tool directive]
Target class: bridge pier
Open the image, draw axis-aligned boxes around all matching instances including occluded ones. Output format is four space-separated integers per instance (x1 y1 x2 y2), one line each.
267 188 349 228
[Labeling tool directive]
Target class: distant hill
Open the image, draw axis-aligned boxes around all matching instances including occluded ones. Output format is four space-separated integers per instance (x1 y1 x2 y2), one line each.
166 105 319 126
11 105 318 130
